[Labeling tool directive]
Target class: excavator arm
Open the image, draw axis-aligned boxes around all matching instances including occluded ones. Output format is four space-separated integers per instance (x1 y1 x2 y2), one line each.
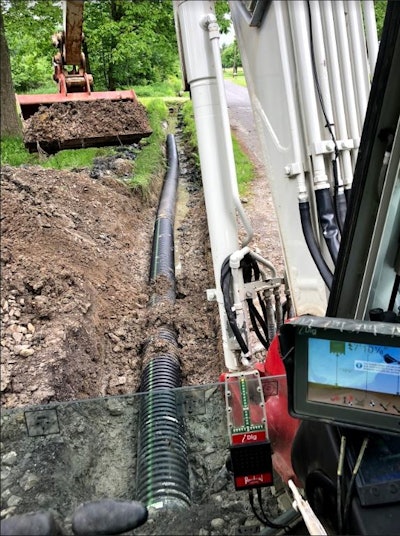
16 0 152 152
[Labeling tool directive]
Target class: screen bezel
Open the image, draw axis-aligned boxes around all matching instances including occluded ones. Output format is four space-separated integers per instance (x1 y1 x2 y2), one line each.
293 324 400 434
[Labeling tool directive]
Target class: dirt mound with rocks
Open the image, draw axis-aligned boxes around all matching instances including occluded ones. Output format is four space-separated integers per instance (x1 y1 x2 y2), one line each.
22 99 152 152
0 148 221 409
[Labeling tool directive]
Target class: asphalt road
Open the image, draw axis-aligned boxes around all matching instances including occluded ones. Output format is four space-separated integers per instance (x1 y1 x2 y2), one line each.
224 80 264 167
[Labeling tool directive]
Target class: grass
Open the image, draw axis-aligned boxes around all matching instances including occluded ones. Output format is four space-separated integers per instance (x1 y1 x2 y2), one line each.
180 99 254 197
223 67 247 87
127 98 170 195
2 77 254 199
41 147 115 170
0 136 36 166
133 75 183 98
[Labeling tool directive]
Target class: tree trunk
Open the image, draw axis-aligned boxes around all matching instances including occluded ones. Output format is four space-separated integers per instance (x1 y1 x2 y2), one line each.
0 11 21 137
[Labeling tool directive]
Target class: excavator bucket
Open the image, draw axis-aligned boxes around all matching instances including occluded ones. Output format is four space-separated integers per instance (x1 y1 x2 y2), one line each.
17 89 153 154
16 1 152 153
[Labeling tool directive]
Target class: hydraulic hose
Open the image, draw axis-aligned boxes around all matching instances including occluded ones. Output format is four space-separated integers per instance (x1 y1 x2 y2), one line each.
137 134 190 510
299 201 333 289
314 188 341 264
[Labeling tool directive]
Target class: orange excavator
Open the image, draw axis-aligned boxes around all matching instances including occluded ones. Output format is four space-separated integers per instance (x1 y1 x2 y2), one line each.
17 0 152 153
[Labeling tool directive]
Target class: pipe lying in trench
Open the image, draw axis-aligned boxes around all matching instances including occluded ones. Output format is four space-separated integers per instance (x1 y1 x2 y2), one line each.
136 134 191 509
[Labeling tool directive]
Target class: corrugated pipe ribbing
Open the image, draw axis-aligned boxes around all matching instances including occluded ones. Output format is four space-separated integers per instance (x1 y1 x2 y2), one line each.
136 134 191 509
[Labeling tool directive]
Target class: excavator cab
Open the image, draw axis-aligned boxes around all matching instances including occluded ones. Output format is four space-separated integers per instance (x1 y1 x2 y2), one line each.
17 0 152 153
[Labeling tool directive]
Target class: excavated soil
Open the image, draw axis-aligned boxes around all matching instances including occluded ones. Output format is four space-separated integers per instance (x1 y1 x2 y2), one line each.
22 100 152 151
1 98 286 410
1 105 291 535
0 131 224 409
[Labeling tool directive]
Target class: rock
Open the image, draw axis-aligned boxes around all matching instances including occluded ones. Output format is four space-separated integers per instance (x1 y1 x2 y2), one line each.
2 451 17 466
20 471 39 491
210 518 225 529
7 495 22 507
19 347 35 357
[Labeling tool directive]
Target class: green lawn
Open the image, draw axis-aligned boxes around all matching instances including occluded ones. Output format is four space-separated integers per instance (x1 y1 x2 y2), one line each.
223 67 247 87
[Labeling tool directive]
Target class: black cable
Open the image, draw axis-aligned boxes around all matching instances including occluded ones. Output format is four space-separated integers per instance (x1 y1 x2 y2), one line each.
343 438 369 533
388 273 400 311
221 256 249 355
247 299 270 349
336 435 346 535
248 489 289 531
299 201 333 288
256 488 289 530
307 1 345 241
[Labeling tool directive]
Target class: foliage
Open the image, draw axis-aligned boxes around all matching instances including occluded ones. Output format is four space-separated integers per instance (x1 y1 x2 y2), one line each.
180 100 254 196
223 67 247 88
221 41 242 69
133 75 183 98
2 0 180 93
214 0 231 34
0 136 35 166
1 0 62 92
83 0 179 91
128 98 170 194
374 0 387 39
231 136 254 197
41 147 114 171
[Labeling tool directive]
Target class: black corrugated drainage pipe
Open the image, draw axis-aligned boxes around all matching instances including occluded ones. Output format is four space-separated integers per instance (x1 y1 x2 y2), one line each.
136 134 191 509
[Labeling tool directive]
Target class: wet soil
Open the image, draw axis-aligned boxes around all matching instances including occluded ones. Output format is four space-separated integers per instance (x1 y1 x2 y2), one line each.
22 100 152 151
0 127 225 409
1 104 289 535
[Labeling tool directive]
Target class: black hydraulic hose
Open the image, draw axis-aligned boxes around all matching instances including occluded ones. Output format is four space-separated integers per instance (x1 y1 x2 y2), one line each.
137 134 190 509
299 201 333 289
315 188 341 264
335 191 347 233
344 187 352 205
332 157 347 233
221 256 249 355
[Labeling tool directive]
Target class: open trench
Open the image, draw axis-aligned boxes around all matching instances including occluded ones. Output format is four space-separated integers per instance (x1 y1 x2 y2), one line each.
1 108 291 534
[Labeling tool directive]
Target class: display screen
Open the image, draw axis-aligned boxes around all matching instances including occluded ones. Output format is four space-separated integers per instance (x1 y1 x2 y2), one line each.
279 316 400 433
308 338 400 417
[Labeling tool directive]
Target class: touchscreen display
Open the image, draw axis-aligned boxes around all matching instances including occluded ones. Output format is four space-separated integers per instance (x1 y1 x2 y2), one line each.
308 338 400 417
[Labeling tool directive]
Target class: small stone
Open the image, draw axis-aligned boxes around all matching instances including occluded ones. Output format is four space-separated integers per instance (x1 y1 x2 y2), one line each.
2 451 17 466
12 331 23 343
20 471 40 491
199 529 209 536
27 323 35 333
7 494 22 507
2 299 9 312
106 399 124 416
19 347 35 357
211 518 225 529
1 467 11 480
0 506 16 518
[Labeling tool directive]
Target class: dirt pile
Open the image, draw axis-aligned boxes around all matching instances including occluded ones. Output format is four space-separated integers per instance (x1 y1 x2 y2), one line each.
0 148 220 409
22 99 152 151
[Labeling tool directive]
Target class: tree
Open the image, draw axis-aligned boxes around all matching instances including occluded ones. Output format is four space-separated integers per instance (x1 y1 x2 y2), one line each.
221 40 242 70
83 0 180 90
2 0 62 92
0 10 21 137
